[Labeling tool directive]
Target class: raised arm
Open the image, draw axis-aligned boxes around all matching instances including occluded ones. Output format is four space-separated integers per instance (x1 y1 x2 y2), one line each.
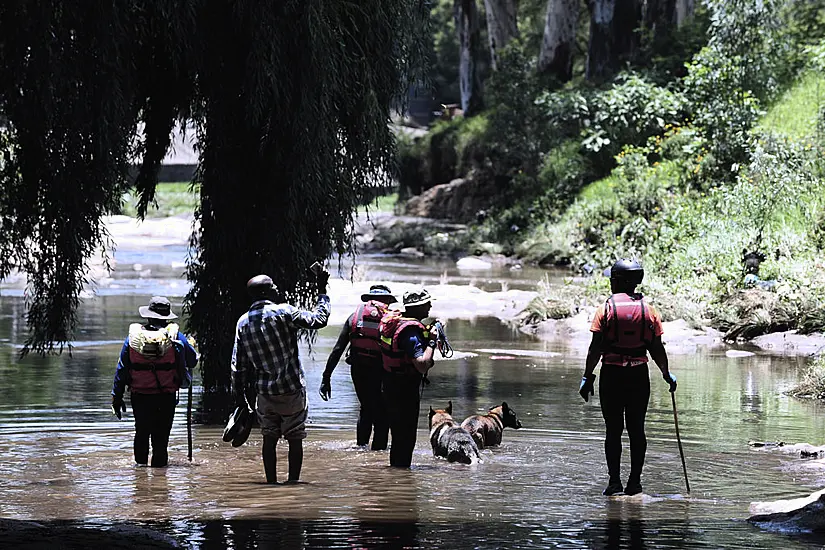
290 295 331 330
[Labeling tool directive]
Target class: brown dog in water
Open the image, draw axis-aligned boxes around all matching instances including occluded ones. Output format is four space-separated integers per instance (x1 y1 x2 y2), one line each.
428 401 481 464
460 402 522 450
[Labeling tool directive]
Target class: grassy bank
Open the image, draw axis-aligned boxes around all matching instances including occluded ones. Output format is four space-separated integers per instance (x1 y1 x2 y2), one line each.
120 182 199 218
120 185 399 219
395 6 825 341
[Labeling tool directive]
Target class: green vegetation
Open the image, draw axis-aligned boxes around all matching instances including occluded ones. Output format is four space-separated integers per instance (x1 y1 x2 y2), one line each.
759 71 825 139
121 183 199 218
368 193 400 214
398 0 825 340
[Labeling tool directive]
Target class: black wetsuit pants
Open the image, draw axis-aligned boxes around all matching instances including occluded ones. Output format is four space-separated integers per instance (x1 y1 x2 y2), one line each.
382 371 422 467
131 392 177 467
351 362 389 450
599 364 650 483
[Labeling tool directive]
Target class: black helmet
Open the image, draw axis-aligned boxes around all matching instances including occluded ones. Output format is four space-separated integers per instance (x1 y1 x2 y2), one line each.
247 274 277 298
604 258 644 285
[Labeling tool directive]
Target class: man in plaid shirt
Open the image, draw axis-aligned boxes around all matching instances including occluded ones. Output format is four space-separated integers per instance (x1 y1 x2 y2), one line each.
232 271 330 484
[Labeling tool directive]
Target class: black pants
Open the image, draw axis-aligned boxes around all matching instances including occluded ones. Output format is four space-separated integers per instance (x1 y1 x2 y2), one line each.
351 362 389 450
382 371 422 467
131 392 177 467
599 364 650 483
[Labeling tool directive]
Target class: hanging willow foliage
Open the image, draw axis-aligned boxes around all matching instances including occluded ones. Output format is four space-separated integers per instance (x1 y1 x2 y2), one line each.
0 0 428 417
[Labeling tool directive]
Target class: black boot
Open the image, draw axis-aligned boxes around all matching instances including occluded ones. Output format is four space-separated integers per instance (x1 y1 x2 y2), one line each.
286 439 303 483
624 477 643 496
262 435 278 484
603 479 624 496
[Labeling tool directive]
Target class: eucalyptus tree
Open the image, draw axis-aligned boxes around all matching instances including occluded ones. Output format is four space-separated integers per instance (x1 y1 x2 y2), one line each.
537 0 581 81
455 0 485 115
585 0 643 82
0 0 428 419
483 0 519 70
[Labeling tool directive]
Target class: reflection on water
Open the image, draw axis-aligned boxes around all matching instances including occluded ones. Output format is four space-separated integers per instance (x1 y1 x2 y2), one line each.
1 252 825 548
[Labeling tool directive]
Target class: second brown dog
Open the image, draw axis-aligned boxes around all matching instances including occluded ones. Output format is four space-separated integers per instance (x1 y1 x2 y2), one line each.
461 402 522 449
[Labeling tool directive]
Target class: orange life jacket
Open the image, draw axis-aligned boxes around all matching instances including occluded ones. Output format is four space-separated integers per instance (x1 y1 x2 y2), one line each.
379 311 429 374
348 300 389 366
127 323 181 394
601 293 654 367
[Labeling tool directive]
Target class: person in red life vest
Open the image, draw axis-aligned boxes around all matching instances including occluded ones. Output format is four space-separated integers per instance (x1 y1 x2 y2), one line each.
232 272 330 484
379 289 440 468
111 296 198 467
579 259 677 496
319 284 397 450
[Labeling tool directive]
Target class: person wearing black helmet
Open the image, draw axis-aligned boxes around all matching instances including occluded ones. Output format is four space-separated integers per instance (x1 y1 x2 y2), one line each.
578 258 677 496
319 284 397 450
231 270 330 484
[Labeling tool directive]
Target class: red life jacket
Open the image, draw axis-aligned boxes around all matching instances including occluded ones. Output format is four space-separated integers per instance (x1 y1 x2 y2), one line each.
348 300 389 366
379 311 429 374
127 323 181 394
601 293 654 367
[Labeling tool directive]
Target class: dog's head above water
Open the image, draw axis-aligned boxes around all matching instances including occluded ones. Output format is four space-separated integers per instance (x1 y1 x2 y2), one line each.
494 402 523 429
428 401 454 429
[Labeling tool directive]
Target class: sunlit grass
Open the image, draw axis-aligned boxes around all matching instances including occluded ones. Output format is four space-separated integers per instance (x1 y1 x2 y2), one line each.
120 182 199 218
760 71 825 139
366 192 398 214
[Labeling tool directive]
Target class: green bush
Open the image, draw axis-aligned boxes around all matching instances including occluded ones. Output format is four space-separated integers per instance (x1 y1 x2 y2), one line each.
581 74 688 170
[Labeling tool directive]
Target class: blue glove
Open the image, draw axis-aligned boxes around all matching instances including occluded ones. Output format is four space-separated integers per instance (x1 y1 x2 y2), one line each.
664 372 677 393
579 374 596 402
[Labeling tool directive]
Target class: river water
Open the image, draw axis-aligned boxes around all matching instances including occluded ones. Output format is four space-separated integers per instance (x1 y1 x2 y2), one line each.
1 240 824 548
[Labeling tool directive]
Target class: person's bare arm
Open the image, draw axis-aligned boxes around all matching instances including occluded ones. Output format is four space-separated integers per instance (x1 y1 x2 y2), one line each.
412 343 436 375
584 332 603 377
648 335 669 376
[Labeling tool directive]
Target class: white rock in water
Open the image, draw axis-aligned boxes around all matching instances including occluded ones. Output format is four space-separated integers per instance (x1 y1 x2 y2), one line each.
456 257 492 270
399 247 425 258
726 349 756 358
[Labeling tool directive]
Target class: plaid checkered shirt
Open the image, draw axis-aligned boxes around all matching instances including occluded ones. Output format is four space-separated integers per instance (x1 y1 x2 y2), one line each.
231 295 330 398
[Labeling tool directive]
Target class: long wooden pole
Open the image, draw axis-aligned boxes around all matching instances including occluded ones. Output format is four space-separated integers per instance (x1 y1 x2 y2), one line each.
671 392 690 494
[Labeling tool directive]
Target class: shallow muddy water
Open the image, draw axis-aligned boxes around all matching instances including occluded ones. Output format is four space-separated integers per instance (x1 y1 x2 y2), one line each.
1 247 824 548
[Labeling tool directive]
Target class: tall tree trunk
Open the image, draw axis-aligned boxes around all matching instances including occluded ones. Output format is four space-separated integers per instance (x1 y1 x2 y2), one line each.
483 0 519 70
644 0 675 40
674 0 695 27
585 0 642 82
537 0 581 81
454 0 484 115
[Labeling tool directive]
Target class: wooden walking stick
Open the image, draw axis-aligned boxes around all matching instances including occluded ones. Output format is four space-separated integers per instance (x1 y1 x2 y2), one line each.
671 392 690 494
187 383 193 461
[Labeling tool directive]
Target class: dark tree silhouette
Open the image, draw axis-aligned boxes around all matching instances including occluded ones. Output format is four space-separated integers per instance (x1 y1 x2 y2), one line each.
0 0 428 419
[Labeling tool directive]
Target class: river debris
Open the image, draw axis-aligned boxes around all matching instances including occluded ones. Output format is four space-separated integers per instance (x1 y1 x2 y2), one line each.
748 441 785 448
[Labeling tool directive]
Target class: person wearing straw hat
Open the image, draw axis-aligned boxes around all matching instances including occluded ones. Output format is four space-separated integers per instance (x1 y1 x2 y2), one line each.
378 288 440 468
111 296 198 467
320 284 397 450
232 271 330 484
578 259 676 496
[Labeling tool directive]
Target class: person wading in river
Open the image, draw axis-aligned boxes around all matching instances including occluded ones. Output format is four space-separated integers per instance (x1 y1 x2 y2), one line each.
579 259 677 496
379 289 440 468
231 272 330 484
111 296 198 467
319 284 397 450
